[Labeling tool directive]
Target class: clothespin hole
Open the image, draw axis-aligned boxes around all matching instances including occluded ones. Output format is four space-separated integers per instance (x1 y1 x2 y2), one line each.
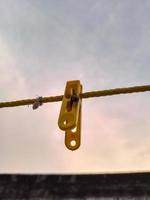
70 140 76 147
63 120 67 125
71 127 77 133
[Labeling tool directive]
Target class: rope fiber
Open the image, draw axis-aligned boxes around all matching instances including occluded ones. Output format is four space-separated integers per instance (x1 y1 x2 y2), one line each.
0 85 150 108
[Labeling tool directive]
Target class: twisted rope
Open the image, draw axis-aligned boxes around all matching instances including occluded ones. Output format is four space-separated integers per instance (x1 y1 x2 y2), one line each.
0 85 150 108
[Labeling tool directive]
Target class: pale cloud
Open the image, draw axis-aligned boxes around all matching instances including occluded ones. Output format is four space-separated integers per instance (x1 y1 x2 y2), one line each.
0 0 150 173
0 35 28 100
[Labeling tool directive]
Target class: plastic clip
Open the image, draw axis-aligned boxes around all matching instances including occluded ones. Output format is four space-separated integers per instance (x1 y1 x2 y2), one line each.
58 80 82 150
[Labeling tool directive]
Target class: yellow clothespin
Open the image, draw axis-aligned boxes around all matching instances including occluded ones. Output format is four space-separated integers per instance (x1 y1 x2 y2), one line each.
58 80 82 151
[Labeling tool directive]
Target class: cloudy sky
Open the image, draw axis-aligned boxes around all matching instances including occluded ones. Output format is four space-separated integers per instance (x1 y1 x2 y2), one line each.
0 0 150 174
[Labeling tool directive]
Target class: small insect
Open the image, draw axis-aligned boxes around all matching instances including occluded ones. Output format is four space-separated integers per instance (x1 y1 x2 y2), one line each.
32 96 43 110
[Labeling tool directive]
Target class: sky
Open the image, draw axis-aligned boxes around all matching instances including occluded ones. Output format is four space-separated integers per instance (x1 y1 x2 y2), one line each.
0 0 150 174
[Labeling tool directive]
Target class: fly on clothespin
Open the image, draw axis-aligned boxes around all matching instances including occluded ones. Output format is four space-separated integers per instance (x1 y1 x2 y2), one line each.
58 80 82 151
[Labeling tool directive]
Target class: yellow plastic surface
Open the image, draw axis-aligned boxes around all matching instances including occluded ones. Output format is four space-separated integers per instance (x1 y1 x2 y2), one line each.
58 80 82 150
65 104 82 150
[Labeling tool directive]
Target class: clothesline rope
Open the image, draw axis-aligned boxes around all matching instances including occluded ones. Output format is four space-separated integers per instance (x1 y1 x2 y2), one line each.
0 84 150 108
